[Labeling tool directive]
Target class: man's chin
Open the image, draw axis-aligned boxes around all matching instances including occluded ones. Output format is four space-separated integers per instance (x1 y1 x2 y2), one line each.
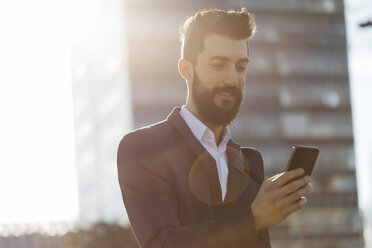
214 99 238 110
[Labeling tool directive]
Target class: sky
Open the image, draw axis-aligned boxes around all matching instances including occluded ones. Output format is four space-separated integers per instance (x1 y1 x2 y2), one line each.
0 0 371 245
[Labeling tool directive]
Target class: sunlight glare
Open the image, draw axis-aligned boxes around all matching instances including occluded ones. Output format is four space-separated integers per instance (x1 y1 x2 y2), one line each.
0 0 78 224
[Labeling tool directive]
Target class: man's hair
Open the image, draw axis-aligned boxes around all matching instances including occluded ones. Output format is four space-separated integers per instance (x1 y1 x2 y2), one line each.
179 8 257 65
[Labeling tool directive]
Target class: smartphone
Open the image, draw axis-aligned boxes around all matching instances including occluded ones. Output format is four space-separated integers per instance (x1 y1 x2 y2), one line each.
286 145 319 176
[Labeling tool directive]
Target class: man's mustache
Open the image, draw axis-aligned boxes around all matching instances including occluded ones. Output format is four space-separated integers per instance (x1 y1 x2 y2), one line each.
213 86 241 96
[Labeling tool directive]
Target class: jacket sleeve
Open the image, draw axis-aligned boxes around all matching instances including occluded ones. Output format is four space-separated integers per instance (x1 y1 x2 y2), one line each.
117 133 264 248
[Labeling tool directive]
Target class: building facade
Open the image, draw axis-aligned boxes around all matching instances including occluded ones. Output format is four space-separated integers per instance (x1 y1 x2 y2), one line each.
71 0 132 225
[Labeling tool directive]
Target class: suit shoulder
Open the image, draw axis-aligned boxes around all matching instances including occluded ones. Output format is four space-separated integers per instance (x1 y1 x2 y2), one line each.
117 119 175 183
117 119 173 157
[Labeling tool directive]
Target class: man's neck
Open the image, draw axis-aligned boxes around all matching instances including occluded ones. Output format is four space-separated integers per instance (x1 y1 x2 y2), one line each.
185 104 226 146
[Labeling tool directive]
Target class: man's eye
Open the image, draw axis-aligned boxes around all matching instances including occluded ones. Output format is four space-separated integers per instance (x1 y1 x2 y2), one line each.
211 64 224 69
237 66 247 72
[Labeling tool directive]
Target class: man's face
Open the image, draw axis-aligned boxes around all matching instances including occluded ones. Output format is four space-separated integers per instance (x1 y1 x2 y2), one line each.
191 34 249 126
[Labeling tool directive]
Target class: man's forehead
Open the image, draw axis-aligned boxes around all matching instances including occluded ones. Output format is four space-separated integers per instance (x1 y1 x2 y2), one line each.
200 33 249 61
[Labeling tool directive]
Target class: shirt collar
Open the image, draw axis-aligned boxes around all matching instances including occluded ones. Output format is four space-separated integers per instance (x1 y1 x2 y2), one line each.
180 105 208 142
220 126 231 148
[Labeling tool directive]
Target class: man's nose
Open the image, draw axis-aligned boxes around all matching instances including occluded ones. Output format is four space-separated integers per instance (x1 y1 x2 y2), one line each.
224 67 238 86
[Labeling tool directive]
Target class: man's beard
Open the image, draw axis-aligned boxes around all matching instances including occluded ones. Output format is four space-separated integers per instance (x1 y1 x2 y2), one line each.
192 73 243 126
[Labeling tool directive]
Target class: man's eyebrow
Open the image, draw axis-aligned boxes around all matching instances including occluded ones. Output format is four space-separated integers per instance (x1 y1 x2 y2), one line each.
209 56 249 63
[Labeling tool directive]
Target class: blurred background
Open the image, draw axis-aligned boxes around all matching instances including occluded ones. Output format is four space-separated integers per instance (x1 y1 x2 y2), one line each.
0 0 371 247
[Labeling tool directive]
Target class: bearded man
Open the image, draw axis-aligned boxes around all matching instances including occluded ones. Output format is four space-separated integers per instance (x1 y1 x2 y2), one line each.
117 8 312 248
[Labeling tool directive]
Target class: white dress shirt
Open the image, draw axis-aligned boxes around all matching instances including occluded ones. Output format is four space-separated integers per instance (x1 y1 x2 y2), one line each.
180 106 231 201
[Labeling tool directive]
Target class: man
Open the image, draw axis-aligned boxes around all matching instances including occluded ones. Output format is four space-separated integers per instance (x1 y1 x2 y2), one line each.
117 8 312 248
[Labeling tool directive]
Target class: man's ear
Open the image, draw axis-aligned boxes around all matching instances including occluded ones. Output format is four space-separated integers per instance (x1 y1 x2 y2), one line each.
178 58 193 82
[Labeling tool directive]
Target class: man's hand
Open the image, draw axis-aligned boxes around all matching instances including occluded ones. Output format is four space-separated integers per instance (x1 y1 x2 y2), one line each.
250 168 312 230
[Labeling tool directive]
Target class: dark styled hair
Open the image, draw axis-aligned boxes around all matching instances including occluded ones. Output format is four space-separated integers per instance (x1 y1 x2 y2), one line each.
179 8 257 65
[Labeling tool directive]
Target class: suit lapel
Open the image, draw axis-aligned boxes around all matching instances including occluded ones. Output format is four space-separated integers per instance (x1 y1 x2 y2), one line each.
168 107 222 206
224 139 250 204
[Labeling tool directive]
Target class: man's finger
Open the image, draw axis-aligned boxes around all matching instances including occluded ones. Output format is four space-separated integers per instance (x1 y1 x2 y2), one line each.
280 183 312 206
278 176 310 197
272 168 305 188
283 196 307 216
268 172 284 182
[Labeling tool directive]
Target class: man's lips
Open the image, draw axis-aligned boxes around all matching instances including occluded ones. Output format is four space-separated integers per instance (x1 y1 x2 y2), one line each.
215 88 238 97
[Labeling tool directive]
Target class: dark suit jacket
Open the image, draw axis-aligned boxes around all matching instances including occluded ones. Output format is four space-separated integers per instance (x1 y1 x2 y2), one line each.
117 107 271 248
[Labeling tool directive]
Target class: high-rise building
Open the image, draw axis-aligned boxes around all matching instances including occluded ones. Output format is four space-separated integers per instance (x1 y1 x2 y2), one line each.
71 0 132 225
125 0 364 247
